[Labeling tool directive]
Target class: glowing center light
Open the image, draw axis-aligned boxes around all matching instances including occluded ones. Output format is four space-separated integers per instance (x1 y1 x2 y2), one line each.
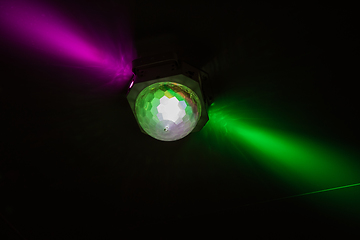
135 82 201 141
157 96 186 123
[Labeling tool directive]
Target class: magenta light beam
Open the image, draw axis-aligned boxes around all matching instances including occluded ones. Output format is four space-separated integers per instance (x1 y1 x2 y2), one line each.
0 0 135 86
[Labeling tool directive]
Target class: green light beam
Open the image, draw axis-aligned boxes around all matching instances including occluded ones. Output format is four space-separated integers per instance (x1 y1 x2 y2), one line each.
250 182 360 205
202 97 360 192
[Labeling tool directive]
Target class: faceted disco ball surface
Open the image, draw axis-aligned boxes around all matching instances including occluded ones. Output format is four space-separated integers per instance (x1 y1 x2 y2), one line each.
135 82 201 141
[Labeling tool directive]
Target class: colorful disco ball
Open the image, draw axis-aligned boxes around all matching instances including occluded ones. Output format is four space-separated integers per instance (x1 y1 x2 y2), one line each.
134 82 201 141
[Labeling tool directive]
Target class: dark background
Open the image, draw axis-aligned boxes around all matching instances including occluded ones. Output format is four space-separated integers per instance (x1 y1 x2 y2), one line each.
1 0 359 239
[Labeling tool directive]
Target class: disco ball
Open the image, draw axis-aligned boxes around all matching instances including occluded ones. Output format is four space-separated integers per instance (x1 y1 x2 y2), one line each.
135 82 201 141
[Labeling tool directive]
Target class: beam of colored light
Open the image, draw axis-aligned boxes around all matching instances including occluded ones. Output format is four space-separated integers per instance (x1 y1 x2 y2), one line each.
0 0 135 86
190 95 360 219
244 182 360 207
200 96 360 194
204 182 360 218
0 0 102 64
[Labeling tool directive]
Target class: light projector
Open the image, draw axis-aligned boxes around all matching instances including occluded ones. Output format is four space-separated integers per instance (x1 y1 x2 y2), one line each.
126 52 211 141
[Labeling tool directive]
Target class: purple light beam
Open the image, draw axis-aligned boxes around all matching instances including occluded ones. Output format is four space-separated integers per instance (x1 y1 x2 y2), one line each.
0 0 135 87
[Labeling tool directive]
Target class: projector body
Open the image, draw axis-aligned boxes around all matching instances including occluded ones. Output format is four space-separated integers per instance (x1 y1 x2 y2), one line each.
127 52 212 139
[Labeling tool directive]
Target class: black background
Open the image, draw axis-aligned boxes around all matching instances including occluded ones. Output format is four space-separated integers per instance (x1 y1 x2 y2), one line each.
1 0 359 239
